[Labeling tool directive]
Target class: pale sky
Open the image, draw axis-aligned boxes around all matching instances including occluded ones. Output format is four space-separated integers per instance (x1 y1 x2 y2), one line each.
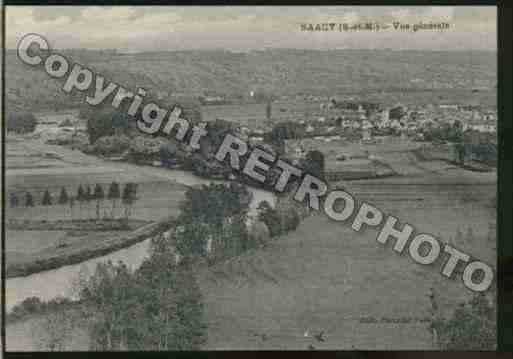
5 6 497 51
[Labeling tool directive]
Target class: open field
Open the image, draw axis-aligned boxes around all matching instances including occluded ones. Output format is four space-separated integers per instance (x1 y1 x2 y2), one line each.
196 177 496 350
6 230 66 255
5 229 132 271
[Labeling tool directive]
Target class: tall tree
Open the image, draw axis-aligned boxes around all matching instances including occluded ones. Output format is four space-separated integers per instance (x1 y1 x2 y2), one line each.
77 185 85 220
93 184 105 220
34 308 74 351
77 261 135 349
58 187 69 218
303 150 325 179
85 185 93 220
121 183 138 219
69 196 75 221
267 124 287 155
107 182 121 219
122 183 133 219
25 192 35 207
10 193 19 208
131 183 139 218
41 189 53 206
41 190 53 220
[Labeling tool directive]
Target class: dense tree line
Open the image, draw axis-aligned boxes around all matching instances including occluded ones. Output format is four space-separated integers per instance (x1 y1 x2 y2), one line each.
174 181 303 260
76 257 206 350
422 120 464 143
83 99 202 146
85 109 131 144
10 182 138 221
174 182 253 260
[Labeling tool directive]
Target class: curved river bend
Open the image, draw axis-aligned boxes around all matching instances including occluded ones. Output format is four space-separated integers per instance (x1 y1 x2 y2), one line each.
5 171 275 313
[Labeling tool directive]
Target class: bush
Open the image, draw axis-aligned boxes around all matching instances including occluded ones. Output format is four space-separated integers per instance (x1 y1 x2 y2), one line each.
86 110 130 144
177 151 194 170
127 136 168 163
191 155 230 179
90 135 131 156
431 292 496 350
302 150 325 179
159 142 177 161
423 121 464 144
257 199 301 238
69 132 90 149
7 296 75 323
11 296 43 317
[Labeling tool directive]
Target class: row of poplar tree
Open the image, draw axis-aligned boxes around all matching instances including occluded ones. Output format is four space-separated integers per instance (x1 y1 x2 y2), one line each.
9 182 139 220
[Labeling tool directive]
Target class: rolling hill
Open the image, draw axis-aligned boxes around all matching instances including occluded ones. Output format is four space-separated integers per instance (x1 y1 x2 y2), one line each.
5 49 496 113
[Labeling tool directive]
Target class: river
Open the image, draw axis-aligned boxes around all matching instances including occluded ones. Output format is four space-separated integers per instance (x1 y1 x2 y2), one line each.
5 170 276 313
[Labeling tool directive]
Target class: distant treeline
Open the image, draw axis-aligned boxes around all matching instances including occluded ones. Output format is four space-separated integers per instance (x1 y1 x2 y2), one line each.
9 182 139 220
5 48 496 111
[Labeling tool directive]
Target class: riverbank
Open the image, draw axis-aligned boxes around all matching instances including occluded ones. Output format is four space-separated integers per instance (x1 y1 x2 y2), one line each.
6 220 171 279
6 218 148 231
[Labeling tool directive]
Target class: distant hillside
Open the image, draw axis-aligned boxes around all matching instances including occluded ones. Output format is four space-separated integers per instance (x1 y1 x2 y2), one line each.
5 49 496 113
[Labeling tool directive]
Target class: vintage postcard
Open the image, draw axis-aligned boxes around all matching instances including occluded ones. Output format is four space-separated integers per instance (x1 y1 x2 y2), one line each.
2 5 497 351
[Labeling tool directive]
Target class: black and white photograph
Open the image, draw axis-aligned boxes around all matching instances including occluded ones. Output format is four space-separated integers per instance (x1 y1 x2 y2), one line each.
2 5 498 351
